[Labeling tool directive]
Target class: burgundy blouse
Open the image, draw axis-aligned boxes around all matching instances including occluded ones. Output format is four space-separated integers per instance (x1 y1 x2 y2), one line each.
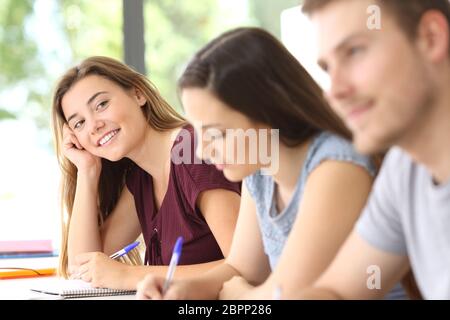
126 125 241 265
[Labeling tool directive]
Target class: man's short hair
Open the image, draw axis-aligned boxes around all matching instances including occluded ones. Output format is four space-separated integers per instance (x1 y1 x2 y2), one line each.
302 0 450 40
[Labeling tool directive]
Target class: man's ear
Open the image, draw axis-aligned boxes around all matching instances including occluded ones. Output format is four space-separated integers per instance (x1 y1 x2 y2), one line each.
416 10 450 63
134 88 147 106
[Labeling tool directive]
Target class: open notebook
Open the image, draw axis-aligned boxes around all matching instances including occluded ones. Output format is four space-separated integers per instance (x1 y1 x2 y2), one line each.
30 279 136 299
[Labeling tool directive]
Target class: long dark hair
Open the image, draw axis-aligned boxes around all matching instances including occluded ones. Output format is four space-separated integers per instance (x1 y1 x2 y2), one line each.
178 27 352 146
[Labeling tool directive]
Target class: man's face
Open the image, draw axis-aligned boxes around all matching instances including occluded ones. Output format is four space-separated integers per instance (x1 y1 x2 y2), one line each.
312 0 434 154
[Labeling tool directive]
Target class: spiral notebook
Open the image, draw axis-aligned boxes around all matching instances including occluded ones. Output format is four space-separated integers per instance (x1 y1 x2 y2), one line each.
30 279 136 299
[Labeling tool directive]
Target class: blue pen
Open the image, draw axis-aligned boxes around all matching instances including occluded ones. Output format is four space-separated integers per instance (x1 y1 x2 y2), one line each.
109 241 140 260
162 236 184 294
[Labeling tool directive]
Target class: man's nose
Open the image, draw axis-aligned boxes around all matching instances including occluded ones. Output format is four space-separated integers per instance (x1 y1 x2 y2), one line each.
326 65 354 102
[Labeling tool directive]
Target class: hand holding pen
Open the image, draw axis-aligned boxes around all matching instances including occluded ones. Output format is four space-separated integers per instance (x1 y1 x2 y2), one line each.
163 236 184 294
70 241 140 281
109 241 140 260
136 236 184 299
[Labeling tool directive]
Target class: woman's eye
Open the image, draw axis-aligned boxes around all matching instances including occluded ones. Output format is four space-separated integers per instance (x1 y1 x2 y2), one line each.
95 100 108 111
74 120 84 130
211 132 225 140
348 46 364 57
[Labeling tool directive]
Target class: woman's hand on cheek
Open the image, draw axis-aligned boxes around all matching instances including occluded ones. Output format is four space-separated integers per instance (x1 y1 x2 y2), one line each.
62 124 101 175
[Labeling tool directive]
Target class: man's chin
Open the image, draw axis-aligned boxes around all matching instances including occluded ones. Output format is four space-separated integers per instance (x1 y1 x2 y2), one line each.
353 134 390 156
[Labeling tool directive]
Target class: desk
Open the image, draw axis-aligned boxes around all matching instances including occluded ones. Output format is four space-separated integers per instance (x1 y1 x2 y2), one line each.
0 256 58 279
0 257 135 300
0 276 62 299
0 276 136 300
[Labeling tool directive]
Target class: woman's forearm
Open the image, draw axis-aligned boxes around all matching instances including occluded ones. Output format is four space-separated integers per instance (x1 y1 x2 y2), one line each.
124 260 239 296
67 170 102 265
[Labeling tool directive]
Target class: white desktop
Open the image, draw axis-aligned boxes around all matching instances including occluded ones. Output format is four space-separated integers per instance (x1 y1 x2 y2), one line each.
0 256 135 300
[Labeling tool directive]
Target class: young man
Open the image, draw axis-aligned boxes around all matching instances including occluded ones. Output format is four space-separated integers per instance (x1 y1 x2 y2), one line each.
297 0 450 299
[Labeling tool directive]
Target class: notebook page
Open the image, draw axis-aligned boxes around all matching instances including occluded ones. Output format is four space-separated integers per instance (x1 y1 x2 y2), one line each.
30 278 136 298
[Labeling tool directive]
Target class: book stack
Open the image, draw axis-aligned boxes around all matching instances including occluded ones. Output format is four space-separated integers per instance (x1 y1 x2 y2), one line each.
0 240 55 259
0 240 57 279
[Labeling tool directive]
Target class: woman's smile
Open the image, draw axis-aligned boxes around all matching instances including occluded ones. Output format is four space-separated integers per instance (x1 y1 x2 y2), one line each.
97 128 120 147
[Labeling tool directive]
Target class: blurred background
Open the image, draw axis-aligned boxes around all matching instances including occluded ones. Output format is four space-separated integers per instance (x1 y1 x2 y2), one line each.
0 0 318 253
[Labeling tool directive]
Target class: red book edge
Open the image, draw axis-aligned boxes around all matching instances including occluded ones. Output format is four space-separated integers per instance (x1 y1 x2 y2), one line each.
0 240 53 253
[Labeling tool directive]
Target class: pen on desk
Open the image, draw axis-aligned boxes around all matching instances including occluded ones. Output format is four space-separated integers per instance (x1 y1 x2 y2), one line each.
109 241 140 260
162 236 184 294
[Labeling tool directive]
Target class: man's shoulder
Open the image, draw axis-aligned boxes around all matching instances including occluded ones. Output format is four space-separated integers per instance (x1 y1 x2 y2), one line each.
383 147 415 169
376 147 419 196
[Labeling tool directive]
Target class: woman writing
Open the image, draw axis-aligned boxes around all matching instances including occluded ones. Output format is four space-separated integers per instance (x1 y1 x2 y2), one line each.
136 27 406 299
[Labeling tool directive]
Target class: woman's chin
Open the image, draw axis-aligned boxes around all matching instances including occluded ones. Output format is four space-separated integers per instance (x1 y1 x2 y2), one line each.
100 153 125 163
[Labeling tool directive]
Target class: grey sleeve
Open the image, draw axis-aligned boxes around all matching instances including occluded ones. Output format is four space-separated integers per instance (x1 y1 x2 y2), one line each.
244 172 258 199
355 149 407 255
306 133 377 178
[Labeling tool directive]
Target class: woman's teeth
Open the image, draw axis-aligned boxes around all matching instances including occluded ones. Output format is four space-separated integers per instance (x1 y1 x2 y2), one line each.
99 129 119 146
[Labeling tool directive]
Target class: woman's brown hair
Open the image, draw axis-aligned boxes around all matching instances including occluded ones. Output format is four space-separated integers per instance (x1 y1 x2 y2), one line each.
52 56 186 278
178 27 352 146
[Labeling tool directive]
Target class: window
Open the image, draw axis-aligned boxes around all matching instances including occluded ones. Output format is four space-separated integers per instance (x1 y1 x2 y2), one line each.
0 0 300 253
143 0 300 111
281 5 331 91
0 0 122 252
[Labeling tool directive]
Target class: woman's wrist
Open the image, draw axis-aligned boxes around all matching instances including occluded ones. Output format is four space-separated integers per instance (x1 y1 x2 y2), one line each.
123 265 153 291
119 264 137 290
188 277 222 300
77 167 101 183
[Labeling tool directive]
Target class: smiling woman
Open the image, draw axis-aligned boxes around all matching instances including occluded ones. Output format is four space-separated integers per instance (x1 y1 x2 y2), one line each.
59 74 153 162
51 56 241 290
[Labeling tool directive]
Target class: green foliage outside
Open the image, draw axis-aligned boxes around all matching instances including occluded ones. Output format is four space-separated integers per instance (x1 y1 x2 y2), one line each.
0 0 37 120
0 0 299 125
